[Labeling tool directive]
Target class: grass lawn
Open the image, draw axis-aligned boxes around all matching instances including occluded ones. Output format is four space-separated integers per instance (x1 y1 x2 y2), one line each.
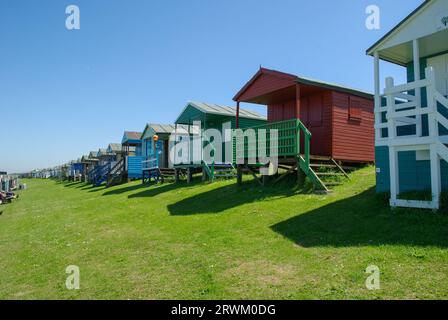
1 166 448 299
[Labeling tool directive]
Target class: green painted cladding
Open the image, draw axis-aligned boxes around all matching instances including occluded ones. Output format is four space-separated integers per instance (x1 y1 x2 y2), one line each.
375 146 448 193
375 146 390 193
176 105 266 129
176 105 203 124
236 117 266 129
175 104 267 164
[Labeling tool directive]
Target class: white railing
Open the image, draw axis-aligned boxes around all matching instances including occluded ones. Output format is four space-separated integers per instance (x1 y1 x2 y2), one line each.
377 67 448 145
142 156 158 170
378 67 448 210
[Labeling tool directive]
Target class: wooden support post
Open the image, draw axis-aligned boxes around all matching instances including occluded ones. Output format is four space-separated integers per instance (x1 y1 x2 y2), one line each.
187 168 192 184
389 146 399 206
237 165 243 185
430 144 441 210
175 169 180 183
262 174 269 186
413 39 422 137
297 159 305 187
295 84 301 119
202 166 207 182
374 51 381 141
236 101 240 129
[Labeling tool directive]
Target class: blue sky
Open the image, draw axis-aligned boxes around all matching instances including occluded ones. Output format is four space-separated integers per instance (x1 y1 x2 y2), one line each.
0 0 423 173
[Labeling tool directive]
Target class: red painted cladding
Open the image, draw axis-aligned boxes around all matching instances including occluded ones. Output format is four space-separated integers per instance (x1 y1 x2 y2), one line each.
268 100 295 122
331 92 374 162
304 91 332 157
267 91 332 157
238 73 294 102
234 68 374 163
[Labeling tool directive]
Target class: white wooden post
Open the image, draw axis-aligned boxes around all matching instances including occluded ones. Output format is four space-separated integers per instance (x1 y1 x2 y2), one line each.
389 145 400 206
386 77 399 205
426 67 438 137
413 39 422 137
430 143 441 210
386 77 396 139
425 66 441 210
374 51 382 141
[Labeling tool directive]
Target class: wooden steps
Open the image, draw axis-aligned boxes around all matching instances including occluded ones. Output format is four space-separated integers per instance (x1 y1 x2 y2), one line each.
143 167 182 184
315 172 346 176
107 159 125 187
159 168 177 180
213 163 237 179
307 157 350 191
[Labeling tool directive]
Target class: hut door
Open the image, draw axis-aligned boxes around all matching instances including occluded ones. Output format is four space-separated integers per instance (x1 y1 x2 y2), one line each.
300 98 310 126
164 140 169 168
428 53 448 97
156 140 164 167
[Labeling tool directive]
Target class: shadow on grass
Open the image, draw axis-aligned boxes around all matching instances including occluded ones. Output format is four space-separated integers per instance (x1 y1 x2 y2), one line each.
102 182 148 196
88 185 108 193
63 181 84 188
80 184 102 191
74 183 90 189
167 179 304 216
271 187 448 248
128 182 184 199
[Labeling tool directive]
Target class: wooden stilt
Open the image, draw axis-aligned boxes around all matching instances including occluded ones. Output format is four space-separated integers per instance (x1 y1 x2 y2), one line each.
237 165 243 185
274 163 297 185
245 165 263 186
297 158 305 187
187 168 192 184
262 174 269 186
175 169 180 183
202 166 207 182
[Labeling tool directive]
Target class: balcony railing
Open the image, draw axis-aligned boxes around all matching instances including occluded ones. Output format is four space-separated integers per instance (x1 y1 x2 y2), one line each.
232 118 312 167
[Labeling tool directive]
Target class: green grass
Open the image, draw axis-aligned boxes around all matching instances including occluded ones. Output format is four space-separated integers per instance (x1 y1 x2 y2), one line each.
1 167 448 300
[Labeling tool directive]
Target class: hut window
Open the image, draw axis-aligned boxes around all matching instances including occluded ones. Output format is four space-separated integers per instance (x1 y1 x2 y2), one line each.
309 95 323 127
349 97 362 121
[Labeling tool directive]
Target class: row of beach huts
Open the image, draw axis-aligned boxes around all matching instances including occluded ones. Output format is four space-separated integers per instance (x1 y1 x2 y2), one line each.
32 72 376 193
28 1 448 210
0 172 21 205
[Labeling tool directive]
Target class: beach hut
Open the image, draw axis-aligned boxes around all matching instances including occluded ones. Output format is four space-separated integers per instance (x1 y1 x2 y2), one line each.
141 124 191 183
122 131 143 180
122 131 142 156
86 151 100 182
89 147 117 186
0 174 10 192
97 148 116 165
174 101 267 183
107 143 125 162
367 0 448 209
232 68 374 190
104 132 144 186
81 154 98 182
69 159 84 181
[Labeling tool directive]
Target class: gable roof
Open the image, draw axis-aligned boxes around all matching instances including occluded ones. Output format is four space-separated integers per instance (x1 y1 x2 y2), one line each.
233 68 298 101
147 124 177 134
97 148 109 157
234 68 373 102
176 101 267 124
295 76 373 100
107 143 122 153
122 131 142 142
141 123 194 140
366 0 431 56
